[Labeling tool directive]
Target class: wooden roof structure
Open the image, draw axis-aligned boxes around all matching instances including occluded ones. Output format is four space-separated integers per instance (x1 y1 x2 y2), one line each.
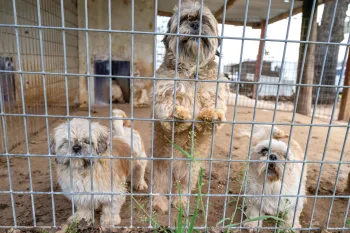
158 0 330 28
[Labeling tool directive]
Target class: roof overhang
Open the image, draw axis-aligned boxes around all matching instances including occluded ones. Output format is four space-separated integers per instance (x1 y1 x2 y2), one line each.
158 0 331 29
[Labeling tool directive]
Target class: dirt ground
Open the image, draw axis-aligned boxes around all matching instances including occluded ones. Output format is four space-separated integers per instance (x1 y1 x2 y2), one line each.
0 104 349 232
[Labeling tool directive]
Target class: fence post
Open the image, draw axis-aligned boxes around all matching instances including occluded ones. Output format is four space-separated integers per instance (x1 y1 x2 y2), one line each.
252 21 266 99
338 49 350 121
295 0 317 116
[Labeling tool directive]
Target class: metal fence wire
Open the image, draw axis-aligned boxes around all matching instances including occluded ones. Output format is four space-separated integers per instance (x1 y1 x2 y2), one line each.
0 0 349 232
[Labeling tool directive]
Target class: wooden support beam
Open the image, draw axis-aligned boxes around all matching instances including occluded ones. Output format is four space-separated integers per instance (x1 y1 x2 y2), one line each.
252 21 266 99
158 10 173 17
158 0 332 26
158 11 258 27
338 50 350 121
219 19 258 27
269 0 332 25
269 7 303 25
214 0 239 19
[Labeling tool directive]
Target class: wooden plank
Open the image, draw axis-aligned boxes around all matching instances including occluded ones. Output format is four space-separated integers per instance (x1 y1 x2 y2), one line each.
214 0 239 19
220 19 257 27
158 0 332 25
158 10 173 17
338 50 350 121
158 11 258 27
269 7 303 25
252 21 266 99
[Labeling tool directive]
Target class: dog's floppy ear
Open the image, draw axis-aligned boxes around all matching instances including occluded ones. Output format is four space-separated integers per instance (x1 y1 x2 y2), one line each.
216 39 222 57
49 135 59 164
49 135 56 155
162 18 172 50
96 127 109 155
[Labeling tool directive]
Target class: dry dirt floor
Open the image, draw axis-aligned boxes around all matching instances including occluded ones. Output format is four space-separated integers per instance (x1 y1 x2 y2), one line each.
0 104 349 232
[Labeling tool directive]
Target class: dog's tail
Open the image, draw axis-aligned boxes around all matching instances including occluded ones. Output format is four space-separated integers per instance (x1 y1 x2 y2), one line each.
238 125 289 142
112 109 131 136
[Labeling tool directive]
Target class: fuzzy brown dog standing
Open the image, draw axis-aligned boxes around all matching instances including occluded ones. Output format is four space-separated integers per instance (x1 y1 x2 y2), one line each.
152 2 227 213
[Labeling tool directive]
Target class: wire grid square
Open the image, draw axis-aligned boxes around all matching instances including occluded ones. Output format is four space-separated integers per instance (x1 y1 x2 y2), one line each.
0 0 349 232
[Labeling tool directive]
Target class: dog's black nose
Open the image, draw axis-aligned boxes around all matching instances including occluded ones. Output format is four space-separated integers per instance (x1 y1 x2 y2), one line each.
190 21 199 31
269 154 277 161
72 145 81 153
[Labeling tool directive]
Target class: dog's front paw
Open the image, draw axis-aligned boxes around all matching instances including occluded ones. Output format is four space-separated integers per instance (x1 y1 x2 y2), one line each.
134 179 148 191
67 210 92 225
285 218 301 233
196 108 225 133
153 196 168 213
171 196 189 211
160 106 192 133
100 213 121 227
242 221 259 233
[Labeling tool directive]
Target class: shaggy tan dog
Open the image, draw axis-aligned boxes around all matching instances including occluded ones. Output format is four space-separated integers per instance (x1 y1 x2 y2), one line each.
152 1 227 213
51 110 147 226
240 126 307 232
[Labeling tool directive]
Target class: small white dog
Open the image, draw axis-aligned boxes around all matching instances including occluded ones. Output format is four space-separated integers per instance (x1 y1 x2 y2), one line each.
51 109 147 226
241 126 307 232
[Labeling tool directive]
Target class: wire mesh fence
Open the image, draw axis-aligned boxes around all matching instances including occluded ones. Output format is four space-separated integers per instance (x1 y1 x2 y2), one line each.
224 60 346 120
0 0 349 232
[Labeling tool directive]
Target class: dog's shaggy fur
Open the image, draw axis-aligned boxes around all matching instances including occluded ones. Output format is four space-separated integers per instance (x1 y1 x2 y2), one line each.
51 110 147 226
152 1 227 213
112 109 148 191
241 126 307 232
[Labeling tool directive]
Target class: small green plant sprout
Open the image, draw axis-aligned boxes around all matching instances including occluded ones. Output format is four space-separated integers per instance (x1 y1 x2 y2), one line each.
164 136 196 162
131 195 164 231
65 219 79 233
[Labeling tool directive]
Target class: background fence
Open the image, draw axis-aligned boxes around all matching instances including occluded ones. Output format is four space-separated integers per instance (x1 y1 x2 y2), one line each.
224 60 346 120
0 0 349 232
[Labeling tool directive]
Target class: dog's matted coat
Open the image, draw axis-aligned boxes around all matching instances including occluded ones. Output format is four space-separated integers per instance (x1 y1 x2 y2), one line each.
240 126 307 232
51 110 147 226
151 1 228 213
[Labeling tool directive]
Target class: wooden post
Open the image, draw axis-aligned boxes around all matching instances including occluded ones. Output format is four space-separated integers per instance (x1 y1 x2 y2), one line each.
296 0 317 116
252 21 266 99
77 0 89 108
338 49 350 121
346 172 350 193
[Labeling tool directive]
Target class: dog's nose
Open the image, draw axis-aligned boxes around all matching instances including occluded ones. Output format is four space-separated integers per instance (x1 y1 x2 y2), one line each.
72 145 81 153
269 154 277 161
190 21 199 31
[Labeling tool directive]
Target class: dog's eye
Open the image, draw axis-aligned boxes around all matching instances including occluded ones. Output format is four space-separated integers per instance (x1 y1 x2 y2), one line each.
260 148 268 155
84 139 91 144
188 15 196 21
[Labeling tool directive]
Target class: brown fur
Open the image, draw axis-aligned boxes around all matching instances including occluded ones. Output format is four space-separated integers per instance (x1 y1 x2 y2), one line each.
109 137 138 178
151 2 227 213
